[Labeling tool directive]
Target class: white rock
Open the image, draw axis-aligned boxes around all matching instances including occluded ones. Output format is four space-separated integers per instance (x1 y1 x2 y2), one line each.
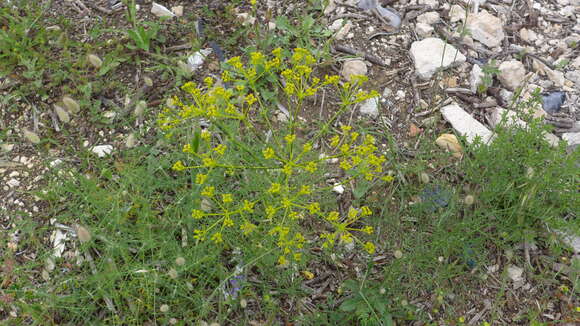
572 56 580 69
51 229 67 258
359 97 380 118
186 48 212 73
441 103 494 144
466 10 505 48
50 159 63 168
335 21 353 40
22 129 41 144
546 68 566 87
329 19 344 31
566 70 580 88
7 179 20 188
0 143 14 152
487 107 559 147
332 183 345 195
126 133 137 148
151 2 175 18
410 38 466 80
341 59 367 80
416 12 440 25
507 265 524 283
324 0 336 15
54 104 70 123
562 132 580 146
91 145 114 157
449 5 466 23
418 0 438 7
171 5 183 17
519 28 538 43
470 64 485 93
415 23 434 38
556 229 580 253
236 13 256 26
498 60 526 91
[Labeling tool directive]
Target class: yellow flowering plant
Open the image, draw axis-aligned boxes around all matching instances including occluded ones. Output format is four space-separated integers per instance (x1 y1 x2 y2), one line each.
157 48 390 266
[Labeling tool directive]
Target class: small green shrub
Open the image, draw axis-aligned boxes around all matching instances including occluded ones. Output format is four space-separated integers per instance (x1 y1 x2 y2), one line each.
157 47 388 266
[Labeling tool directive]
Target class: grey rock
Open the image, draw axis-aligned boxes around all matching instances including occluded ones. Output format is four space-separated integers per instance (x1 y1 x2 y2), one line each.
498 60 526 91
441 103 494 144
341 59 367 80
466 10 505 48
359 97 380 118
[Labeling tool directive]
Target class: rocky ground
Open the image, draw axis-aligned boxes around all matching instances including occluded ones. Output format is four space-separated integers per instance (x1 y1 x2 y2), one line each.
1 0 579 324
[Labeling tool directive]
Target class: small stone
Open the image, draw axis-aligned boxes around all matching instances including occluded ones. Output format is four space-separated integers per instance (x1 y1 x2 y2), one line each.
186 48 212 73
22 129 40 144
449 4 466 23
1 143 14 152
324 0 336 15
134 100 146 118
41 269 50 281
62 96 80 114
159 304 169 312
571 56 580 69
91 145 114 158
466 10 505 48
498 60 526 91
332 183 345 195
341 59 367 81
416 12 440 25
171 5 183 17
415 23 434 38
54 104 70 123
359 97 380 118
75 225 92 243
464 195 475 206
126 133 137 148
151 2 175 18
335 21 353 40
45 257 55 271
175 257 186 266
168 268 178 279
519 28 538 43
545 68 566 87
7 179 20 188
236 13 256 26
507 265 524 283
441 104 494 144
87 54 103 69
435 134 463 158
410 38 466 80
144 76 153 87
562 132 580 147
470 64 485 93
420 172 430 184
394 250 403 259
329 19 344 32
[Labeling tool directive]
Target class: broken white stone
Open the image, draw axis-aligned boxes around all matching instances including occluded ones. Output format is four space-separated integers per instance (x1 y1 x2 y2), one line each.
546 68 566 88
572 56 580 69
324 0 336 15
466 10 505 48
51 229 67 258
171 5 183 17
186 48 212 73
151 2 175 18
507 265 524 285
415 23 434 38
332 183 345 195
335 21 353 40
449 4 466 23
359 97 380 118
562 132 580 147
410 38 466 80
7 179 20 188
418 0 438 7
441 103 494 144
236 13 256 26
519 28 538 43
498 60 526 91
416 12 440 25
556 229 580 254
329 19 344 32
470 64 485 93
91 145 114 157
341 59 367 80
126 133 137 148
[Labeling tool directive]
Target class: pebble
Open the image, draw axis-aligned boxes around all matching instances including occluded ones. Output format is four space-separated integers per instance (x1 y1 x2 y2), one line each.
91 145 114 158
54 104 70 123
441 103 494 144
449 5 466 23
562 132 580 147
7 179 20 188
415 23 434 38
416 12 440 25
410 38 466 80
498 60 526 91
359 97 380 118
151 2 175 18
435 134 463 158
186 48 212 73
171 5 183 17
22 129 40 144
341 59 367 81
466 10 505 48
469 64 484 93
335 21 353 40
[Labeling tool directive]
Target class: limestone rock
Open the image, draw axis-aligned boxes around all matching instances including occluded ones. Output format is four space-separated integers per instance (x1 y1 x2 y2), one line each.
416 12 440 25
410 38 466 80
441 103 494 144
341 59 367 81
470 64 485 93
498 60 526 91
466 10 505 48
359 97 380 118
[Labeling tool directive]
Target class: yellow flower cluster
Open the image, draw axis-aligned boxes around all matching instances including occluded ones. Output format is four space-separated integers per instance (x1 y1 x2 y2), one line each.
158 47 387 266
